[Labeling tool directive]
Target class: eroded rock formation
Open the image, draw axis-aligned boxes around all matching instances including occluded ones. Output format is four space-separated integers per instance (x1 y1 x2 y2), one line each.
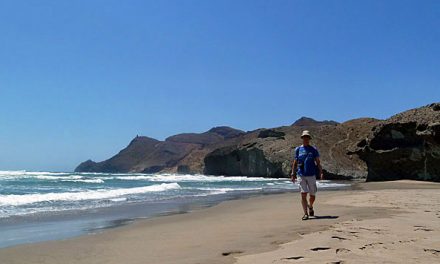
352 103 440 182
203 118 380 179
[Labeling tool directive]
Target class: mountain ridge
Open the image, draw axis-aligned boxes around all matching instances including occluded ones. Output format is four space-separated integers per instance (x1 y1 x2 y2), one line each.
75 104 440 181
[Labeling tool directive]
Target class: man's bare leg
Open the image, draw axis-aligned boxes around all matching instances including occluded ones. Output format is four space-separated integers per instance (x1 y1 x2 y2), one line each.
308 195 316 216
309 195 315 208
301 193 308 215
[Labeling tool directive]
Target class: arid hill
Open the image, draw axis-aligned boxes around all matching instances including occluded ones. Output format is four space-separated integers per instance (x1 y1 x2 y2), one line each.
291 117 339 127
76 103 440 181
75 127 244 174
203 118 380 179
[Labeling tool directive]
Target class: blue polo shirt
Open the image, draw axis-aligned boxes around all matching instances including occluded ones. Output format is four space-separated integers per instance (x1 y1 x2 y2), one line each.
294 145 320 177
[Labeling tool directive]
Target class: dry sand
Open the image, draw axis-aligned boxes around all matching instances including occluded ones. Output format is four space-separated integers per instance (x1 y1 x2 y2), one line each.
0 180 439 264
236 180 440 264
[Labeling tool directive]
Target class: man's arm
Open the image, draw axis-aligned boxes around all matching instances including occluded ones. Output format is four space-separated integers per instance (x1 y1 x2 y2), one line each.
291 159 298 182
315 157 324 180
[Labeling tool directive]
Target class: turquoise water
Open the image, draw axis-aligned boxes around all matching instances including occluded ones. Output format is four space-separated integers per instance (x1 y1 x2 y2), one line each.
0 171 349 248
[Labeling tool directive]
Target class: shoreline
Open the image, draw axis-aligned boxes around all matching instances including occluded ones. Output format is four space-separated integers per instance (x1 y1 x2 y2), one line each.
0 180 350 249
0 180 439 263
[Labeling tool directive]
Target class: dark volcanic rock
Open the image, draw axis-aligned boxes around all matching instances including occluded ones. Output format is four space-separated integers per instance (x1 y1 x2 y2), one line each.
177 165 191 174
142 165 165 174
204 145 285 177
352 103 440 182
257 129 285 139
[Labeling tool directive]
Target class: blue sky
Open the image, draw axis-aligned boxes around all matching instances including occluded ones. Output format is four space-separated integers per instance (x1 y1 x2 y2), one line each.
0 0 439 171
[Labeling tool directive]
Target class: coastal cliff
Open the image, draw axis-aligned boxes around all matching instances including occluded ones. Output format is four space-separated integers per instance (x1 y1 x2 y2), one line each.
76 103 440 182
351 103 440 182
203 118 380 179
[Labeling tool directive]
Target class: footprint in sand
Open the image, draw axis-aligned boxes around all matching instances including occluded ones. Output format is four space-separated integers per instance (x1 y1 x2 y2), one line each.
414 227 433 232
358 227 383 232
331 236 349 241
396 239 416 244
221 250 243 256
310 247 331 251
281 256 304 261
424 249 440 256
336 248 351 254
342 231 359 238
359 242 383 250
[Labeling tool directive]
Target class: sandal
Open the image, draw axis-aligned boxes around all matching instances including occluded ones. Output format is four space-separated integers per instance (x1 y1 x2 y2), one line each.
308 206 314 217
302 214 309 220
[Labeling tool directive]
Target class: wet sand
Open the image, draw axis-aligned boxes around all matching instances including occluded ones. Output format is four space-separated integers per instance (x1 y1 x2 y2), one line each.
0 180 439 264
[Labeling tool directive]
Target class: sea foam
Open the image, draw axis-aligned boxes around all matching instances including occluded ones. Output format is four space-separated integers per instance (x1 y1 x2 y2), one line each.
113 174 282 182
0 183 181 206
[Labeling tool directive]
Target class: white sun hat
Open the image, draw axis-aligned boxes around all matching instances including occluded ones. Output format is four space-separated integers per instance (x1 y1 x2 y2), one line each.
300 130 312 139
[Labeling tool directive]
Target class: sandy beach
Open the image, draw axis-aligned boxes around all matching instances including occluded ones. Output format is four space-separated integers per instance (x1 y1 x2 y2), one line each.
0 180 439 264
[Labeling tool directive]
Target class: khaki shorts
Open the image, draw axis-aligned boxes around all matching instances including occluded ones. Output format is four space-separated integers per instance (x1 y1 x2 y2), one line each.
298 176 317 195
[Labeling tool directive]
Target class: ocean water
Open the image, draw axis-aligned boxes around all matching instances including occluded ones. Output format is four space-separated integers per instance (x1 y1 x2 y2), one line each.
0 171 349 248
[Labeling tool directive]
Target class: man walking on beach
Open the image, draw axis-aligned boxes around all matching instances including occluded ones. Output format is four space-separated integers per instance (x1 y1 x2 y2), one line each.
291 130 324 220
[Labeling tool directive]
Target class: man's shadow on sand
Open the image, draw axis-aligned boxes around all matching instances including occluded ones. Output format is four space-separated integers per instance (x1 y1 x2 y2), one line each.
308 215 339 220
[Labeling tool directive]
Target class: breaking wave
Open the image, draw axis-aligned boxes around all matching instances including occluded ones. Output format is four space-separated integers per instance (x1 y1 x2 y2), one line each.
0 183 181 206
